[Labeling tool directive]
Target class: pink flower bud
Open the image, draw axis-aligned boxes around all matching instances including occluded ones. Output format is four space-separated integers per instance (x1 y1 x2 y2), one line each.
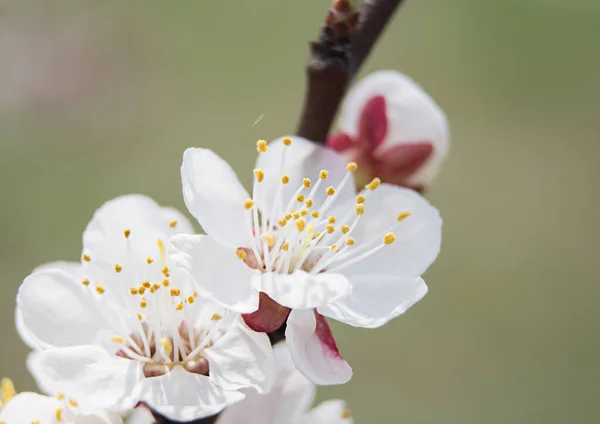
327 70 449 191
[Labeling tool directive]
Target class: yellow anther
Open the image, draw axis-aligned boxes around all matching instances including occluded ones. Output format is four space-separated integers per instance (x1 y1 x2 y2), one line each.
236 249 247 260
152 282 161 290
188 296 195 304
366 177 381 190
110 335 125 344
142 281 151 289
81 279 90 287
1 378 16 403
162 279 170 287
253 168 265 182
397 211 412 221
161 266 170 277
56 393 64 401
157 238 166 265
292 212 300 220
137 313 143 320
176 302 183 311
115 264 123 273
160 338 173 354
146 257 154 264
330 244 337 251
140 298 147 308
305 198 314 208
341 224 350 234
319 170 329 180
285 213 292 220
356 194 366 203
244 199 255 210
296 194 305 202
283 137 292 146
82 254 91 262
261 233 275 247
341 408 352 419
130 287 138 295
281 175 290 184
345 237 356 246
55 408 63 422
278 218 287 227
355 204 365 215
149 287 156 294
95 285 105 295
124 229 131 238
328 216 336 224
303 178 311 188
296 218 306 232
32 421 40 424
138 286 146 295
170 288 181 297
300 209 309 216
383 232 397 245
326 186 335 196
169 220 178 228
346 162 358 172
311 211 320 218
68 399 78 407
211 313 222 321
256 140 268 153
194 291 198 297
326 224 335 234
281 242 289 251
315 231 322 238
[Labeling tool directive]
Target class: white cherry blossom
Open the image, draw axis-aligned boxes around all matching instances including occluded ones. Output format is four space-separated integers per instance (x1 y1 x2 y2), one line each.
217 343 353 424
16 195 275 421
327 70 449 191
170 136 442 385
0 378 123 424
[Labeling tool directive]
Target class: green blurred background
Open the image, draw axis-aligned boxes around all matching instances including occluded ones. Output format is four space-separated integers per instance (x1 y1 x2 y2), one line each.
1 1 599 422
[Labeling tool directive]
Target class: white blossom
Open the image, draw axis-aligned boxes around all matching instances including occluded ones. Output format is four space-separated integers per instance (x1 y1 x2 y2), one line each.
16 195 275 421
170 136 442 385
217 344 353 424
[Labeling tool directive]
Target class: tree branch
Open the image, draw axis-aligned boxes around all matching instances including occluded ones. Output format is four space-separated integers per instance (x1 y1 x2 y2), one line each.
296 0 406 144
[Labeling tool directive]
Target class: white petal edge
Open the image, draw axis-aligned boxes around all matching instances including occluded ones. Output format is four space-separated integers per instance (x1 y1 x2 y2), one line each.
297 399 353 424
181 148 251 248
169 234 259 313
286 309 352 386
254 271 351 310
138 366 244 421
17 268 113 348
0 392 61 424
34 346 143 411
318 276 428 328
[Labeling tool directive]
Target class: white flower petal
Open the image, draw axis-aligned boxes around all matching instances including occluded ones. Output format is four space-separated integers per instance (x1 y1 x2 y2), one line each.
297 399 353 424
334 184 441 277
338 70 449 187
0 392 61 424
34 346 143 411
125 407 155 424
82 194 194 292
216 343 315 424
254 137 355 216
318 276 428 328
169 234 259 313
286 310 352 386
17 268 112 348
204 317 275 394
138 366 244 421
254 271 351 310
70 407 124 424
181 148 251 248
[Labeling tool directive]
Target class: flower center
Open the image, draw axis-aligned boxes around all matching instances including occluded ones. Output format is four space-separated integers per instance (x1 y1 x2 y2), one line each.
237 138 412 275
79 228 227 378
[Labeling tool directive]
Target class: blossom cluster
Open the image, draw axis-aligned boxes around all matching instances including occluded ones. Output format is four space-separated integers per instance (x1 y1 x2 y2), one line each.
2 71 448 423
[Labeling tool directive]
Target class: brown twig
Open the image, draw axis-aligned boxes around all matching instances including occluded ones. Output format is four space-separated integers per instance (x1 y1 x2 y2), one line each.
296 0 406 144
